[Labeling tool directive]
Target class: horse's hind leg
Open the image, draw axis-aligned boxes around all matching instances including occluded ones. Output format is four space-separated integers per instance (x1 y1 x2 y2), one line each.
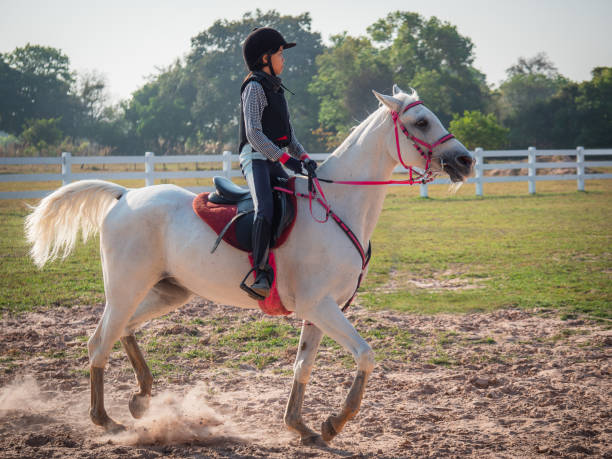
120 335 152 419
120 279 193 419
88 300 143 433
89 365 122 432
284 322 324 445
88 249 159 431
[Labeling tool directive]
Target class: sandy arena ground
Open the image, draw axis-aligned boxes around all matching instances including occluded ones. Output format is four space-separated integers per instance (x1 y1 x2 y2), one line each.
1 299 610 458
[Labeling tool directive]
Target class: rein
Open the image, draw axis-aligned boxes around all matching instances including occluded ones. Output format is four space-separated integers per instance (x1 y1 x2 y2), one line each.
274 100 455 311
318 100 455 187
300 100 456 223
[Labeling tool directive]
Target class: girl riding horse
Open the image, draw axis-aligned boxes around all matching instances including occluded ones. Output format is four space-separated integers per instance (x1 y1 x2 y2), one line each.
239 27 317 299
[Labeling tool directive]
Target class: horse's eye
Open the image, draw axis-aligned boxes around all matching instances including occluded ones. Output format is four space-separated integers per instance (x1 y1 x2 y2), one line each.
415 119 428 129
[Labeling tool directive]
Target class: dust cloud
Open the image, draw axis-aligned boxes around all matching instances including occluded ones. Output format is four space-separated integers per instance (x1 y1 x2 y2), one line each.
110 383 244 446
0 375 51 413
0 376 249 447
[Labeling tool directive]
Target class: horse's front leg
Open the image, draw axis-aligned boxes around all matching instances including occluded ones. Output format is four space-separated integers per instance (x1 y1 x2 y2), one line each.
284 321 323 445
302 296 375 443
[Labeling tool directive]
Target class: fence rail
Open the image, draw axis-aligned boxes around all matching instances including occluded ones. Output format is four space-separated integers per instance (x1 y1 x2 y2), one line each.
1 147 610 199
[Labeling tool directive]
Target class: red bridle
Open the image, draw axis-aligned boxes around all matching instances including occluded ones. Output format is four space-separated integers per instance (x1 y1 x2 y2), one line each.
290 99 457 223
391 100 455 184
315 100 455 187
278 100 457 223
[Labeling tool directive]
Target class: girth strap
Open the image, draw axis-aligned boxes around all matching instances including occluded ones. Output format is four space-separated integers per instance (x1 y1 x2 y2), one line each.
342 242 371 312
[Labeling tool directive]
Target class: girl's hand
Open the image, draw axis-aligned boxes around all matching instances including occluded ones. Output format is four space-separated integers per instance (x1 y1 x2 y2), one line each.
303 158 318 175
283 157 304 175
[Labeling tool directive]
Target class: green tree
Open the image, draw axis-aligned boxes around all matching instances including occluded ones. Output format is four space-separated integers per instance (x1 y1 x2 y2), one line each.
574 67 612 147
0 44 124 151
0 44 83 136
77 71 108 122
367 11 490 125
449 110 509 150
121 10 324 154
20 117 63 152
497 53 568 148
309 11 490 148
93 104 139 154
540 66 612 149
0 58 29 133
4 44 72 81
410 68 489 126
123 61 196 154
309 34 392 147
187 9 324 152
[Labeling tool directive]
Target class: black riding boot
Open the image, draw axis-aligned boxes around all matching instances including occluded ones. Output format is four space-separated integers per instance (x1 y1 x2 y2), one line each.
250 215 273 298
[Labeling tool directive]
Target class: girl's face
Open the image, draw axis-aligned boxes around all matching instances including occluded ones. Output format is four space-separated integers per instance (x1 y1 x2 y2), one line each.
264 47 284 75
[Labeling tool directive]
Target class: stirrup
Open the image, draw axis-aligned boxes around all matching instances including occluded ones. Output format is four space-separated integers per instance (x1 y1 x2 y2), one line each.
240 267 266 301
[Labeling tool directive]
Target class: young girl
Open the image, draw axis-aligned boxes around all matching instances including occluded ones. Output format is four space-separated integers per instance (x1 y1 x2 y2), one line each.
239 27 317 299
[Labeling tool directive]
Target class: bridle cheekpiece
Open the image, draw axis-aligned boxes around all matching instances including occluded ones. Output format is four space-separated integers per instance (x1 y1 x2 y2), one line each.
390 100 455 183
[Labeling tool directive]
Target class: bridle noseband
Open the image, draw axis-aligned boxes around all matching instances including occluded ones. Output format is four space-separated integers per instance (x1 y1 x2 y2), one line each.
391 100 455 183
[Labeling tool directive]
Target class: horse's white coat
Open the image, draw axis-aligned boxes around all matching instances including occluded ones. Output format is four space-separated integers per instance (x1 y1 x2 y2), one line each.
25 87 471 437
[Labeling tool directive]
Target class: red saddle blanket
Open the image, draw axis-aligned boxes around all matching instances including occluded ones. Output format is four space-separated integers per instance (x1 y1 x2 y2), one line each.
192 182 296 316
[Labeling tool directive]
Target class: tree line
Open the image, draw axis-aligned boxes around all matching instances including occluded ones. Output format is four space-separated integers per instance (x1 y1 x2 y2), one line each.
1 9 610 156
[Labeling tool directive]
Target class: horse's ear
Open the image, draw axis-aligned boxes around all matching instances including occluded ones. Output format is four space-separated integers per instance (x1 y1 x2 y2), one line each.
392 84 403 96
372 90 402 113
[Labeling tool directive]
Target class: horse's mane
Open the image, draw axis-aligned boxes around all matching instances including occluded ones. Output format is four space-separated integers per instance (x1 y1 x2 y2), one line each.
329 89 419 158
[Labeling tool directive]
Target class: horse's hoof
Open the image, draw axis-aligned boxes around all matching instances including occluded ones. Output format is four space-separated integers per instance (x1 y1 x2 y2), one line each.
104 419 127 434
129 392 150 419
301 433 325 446
321 417 338 443
91 409 126 433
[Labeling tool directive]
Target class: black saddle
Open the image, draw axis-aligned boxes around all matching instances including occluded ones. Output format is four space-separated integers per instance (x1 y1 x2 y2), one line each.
208 176 295 253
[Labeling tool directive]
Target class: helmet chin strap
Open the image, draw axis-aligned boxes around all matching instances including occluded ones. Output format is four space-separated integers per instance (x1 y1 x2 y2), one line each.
266 53 276 77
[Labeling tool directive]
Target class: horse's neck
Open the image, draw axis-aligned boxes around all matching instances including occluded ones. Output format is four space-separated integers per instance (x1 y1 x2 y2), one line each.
317 109 397 244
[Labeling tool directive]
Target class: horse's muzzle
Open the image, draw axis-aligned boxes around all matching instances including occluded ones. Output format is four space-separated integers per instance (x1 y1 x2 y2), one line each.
441 150 474 183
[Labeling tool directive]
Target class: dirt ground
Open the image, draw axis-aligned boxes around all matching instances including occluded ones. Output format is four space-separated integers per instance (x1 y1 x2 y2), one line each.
1 299 610 458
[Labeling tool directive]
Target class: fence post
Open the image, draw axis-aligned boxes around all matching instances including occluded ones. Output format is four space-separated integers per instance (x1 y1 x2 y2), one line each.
61 152 72 185
528 146 536 194
474 147 483 196
145 151 155 186
419 183 428 198
576 146 585 191
222 150 232 179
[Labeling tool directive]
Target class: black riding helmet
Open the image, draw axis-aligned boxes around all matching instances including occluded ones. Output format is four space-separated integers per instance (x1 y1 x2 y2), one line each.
242 27 296 74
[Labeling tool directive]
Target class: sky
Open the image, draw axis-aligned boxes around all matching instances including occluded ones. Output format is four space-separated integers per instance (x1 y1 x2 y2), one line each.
2 0 611 103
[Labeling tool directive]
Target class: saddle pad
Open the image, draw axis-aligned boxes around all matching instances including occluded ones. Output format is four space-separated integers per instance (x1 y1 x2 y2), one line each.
192 192 242 249
248 252 291 316
192 179 297 252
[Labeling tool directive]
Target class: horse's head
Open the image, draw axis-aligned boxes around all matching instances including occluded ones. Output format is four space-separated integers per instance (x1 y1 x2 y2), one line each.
373 85 474 183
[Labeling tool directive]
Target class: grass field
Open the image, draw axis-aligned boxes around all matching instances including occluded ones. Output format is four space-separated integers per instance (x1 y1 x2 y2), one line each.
1 179 610 319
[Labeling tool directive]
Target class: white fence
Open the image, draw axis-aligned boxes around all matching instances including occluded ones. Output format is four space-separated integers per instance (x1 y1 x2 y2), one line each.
1 147 611 200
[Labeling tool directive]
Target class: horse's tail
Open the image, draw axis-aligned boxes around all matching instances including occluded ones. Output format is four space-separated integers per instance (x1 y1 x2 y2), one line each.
25 179 126 268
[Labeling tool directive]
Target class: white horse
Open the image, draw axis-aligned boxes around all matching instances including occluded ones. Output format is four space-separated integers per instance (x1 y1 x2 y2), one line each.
25 85 473 444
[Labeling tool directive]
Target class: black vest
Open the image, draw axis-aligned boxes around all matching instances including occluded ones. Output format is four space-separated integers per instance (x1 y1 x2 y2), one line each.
239 71 292 154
